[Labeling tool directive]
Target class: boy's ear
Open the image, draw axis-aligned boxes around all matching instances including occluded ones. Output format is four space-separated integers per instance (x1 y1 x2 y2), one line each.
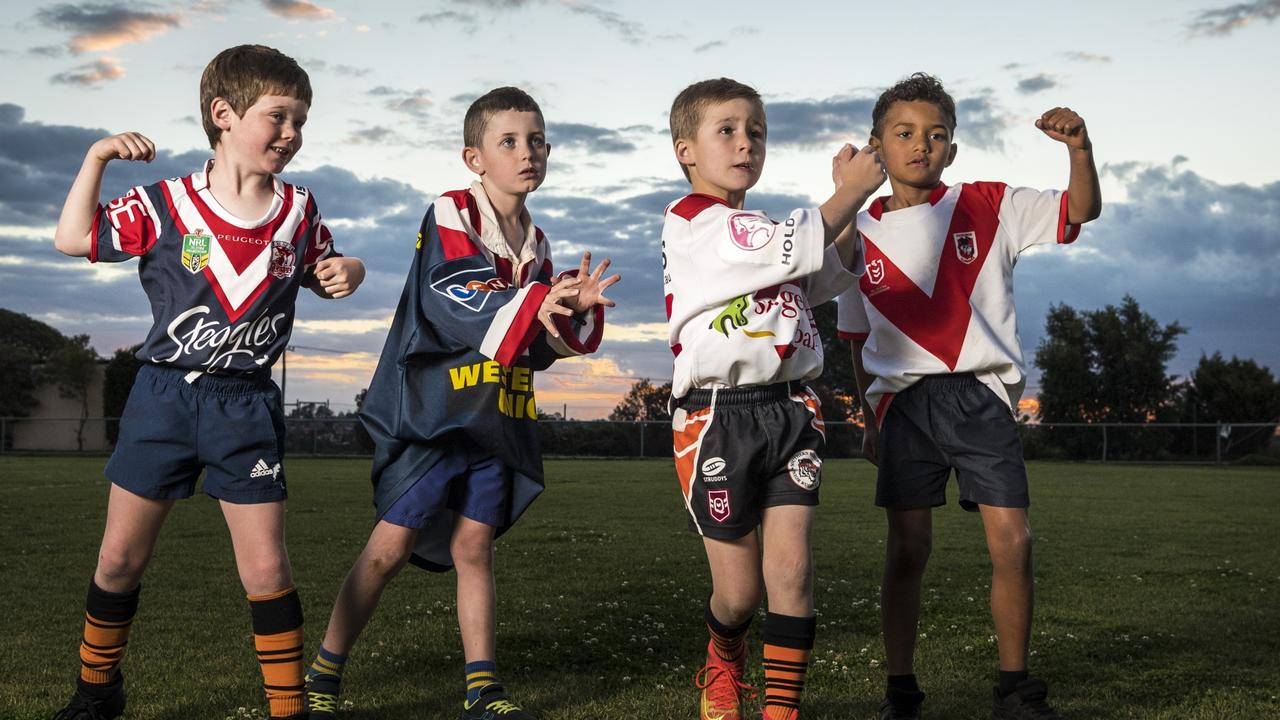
210 97 235 132
946 142 958 168
673 138 695 169
869 135 882 152
461 146 484 176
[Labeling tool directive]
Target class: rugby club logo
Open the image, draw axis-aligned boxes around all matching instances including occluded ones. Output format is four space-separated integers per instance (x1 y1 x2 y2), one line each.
430 267 512 312
707 489 732 522
953 231 978 264
727 213 776 250
787 449 821 490
269 239 297 279
181 230 211 274
866 258 885 285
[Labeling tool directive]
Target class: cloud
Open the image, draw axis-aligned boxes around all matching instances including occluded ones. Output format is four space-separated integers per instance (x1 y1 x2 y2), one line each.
417 9 478 32
1016 73 1058 94
366 86 433 122
35 3 182 53
693 40 724 53
566 4 646 42
260 0 335 19
298 58 372 77
49 57 127 87
1188 0 1280 35
426 0 649 42
29 45 66 57
954 92 1011 151
548 122 637 153
1061 51 1112 63
343 124 420 147
766 91 1008 152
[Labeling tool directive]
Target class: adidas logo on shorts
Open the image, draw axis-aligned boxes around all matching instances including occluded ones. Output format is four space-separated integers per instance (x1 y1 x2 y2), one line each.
250 458 281 479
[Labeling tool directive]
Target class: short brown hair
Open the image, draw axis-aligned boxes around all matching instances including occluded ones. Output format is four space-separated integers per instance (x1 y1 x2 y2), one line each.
463 87 544 148
668 78 764 180
871 72 956 139
199 45 312 150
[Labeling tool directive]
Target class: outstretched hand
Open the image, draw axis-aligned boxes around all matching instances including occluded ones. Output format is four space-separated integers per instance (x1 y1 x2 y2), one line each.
1036 107 1091 151
538 275 580 339
563 251 621 314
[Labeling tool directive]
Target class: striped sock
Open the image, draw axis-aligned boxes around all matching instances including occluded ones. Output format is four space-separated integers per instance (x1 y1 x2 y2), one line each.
307 645 348 682
249 587 305 719
78 580 139 686
465 660 498 703
761 612 816 718
705 597 752 664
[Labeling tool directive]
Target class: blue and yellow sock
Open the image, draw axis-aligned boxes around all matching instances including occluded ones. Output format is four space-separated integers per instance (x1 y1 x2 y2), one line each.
465 660 498 703
307 645 348 683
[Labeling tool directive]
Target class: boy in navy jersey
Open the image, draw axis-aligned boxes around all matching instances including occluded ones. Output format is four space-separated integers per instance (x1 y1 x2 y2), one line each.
836 73 1100 720
303 87 617 720
50 45 364 720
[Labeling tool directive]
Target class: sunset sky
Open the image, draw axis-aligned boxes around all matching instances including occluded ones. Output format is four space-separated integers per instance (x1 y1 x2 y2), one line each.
2 0 1278 417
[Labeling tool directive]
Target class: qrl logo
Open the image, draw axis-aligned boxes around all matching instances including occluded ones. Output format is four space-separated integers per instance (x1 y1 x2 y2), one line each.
867 259 885 285
727 213 776 250
707 489 731 522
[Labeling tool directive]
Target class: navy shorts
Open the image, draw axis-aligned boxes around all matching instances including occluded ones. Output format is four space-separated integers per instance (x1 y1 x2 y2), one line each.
105 364 287 504
673 382 826 540
876 373 1028 511
382 437 511 530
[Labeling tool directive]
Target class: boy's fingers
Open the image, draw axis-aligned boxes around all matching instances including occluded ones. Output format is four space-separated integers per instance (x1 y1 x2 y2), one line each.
599 273 621 289
578 251 591 276
592 258 612 278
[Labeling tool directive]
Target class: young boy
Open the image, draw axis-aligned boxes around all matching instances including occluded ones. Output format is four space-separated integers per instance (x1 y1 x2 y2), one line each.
836 73 1101 720
50 45 365 720
303 87 617 720
662 78 886 720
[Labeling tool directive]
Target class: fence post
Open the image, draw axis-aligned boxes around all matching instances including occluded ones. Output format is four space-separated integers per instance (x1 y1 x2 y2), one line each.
1101 425 1108 463
639 422 645 458
0 418 5 454
1215 423 1221 464
313 421 319 456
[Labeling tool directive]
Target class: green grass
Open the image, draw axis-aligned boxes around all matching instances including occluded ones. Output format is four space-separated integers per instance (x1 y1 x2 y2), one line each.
2 457 1278 719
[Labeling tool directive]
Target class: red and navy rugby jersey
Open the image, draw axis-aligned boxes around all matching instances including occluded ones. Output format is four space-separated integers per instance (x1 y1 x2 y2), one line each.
91 161 336 376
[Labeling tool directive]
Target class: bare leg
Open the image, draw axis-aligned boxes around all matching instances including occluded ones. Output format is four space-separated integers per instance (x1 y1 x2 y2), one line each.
703 531 763 625
319 520 418 655
759 505 814 616
221 499 293 595
451 516 497 663
94 483 176 592
881 508 933 676
979 505 1034 671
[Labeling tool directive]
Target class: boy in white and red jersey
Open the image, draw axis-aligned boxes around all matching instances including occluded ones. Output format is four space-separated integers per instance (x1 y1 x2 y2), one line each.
835 73 1100 720
50 45 364 720
663 78 886 720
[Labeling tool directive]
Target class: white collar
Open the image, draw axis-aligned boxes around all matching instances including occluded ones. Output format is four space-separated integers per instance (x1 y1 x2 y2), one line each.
470 180 537 265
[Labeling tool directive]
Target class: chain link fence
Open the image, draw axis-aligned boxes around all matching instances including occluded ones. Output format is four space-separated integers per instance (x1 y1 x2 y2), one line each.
3 417 1277 464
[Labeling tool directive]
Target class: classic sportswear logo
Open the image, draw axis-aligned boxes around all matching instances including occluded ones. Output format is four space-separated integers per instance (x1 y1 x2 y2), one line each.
727 213 776 250
250 458 281 480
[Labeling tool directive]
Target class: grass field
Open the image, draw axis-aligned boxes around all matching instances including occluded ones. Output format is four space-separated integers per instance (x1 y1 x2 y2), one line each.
2 457 1278 720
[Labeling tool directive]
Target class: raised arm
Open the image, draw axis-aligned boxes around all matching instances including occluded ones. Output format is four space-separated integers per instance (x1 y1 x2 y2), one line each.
54 132 155 257
1036 107 1100 225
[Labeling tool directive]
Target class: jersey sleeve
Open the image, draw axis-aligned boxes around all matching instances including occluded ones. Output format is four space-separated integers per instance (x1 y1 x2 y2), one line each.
806 240 861 306
416 206 552 368
999 184 1082 253
90 184 163 263
836 283 870 341
301 193 338 270
683 203 827 305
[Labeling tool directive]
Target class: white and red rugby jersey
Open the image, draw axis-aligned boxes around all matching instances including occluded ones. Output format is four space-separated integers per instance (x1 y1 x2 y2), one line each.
836 181 1079 421
91 160 337 376
662 193 858 400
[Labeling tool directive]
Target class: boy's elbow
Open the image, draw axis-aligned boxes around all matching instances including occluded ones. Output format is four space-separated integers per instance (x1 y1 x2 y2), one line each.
54 232 92 257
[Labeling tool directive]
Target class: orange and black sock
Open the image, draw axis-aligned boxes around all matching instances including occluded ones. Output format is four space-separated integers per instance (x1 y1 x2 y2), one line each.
761 612 815 718
248 587 305 719
78 580 139 687
706 596 752 663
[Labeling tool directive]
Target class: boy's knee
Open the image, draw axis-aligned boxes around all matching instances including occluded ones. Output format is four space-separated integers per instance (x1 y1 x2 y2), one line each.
991 525 1034 566
239 555 294 593
712 586 763 622
363 544 412 579
96 544 146 586
450 533 493 570
886 531 932 571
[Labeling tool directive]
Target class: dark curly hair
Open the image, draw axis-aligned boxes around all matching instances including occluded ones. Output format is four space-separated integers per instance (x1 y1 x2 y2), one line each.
871 72 956 139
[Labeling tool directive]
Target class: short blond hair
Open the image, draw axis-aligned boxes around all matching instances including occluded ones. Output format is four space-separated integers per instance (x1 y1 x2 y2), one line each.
199 45 312 150
668 78 764 180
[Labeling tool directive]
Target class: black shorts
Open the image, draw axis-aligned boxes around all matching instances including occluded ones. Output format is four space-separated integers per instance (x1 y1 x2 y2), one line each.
876 373 1028 511
673 382 825 539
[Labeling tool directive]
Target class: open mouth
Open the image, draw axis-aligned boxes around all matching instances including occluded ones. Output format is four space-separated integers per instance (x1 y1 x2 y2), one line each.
270 146 291 158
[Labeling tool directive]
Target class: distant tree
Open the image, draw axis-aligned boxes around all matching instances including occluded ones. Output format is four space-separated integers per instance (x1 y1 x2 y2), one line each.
810 299 856 422
1035 296 1185 459
610 378 672 421
45 334 100 451
0 309 68 423
1186 353 1280 456
0 308 68 361
103 344 144 444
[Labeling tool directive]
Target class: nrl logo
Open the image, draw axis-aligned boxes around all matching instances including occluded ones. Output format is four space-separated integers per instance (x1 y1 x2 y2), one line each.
181 230 211 274
269 239 297 279
953 231 978 264
866 258 885 285
727 212 776 251
707 489 731 522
